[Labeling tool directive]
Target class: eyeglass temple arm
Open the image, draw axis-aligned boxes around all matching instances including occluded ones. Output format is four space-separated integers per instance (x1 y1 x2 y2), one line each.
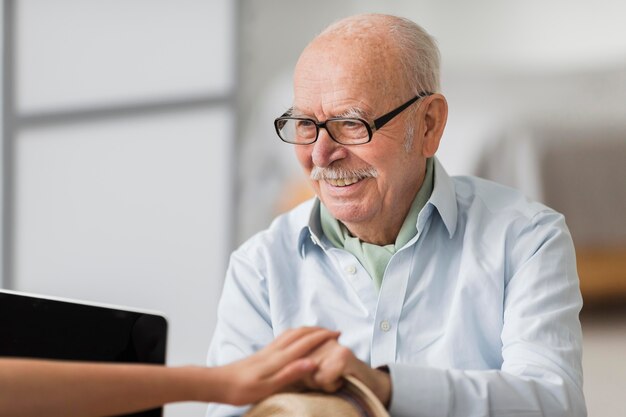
279 108 293 118
373 92 432 130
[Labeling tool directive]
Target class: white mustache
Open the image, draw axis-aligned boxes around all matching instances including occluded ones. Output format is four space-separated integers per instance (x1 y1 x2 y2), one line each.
310 166 378 181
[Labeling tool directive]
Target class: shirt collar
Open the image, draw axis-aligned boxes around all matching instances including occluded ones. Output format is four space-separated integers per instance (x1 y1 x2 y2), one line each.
297 157 458 256
298 199 325 257
428 157 458 238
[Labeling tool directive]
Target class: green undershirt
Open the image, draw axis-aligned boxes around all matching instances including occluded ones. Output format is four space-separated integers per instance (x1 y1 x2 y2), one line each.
320 157 434 290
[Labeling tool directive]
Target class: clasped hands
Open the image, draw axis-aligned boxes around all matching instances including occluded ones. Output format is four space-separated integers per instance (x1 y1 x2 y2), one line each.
211 327 391 407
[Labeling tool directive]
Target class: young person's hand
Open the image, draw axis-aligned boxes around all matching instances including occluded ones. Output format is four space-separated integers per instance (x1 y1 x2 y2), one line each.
205 326 340 405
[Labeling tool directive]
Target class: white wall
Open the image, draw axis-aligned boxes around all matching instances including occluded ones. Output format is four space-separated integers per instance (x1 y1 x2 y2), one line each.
15 108 232 365
8 2 235 416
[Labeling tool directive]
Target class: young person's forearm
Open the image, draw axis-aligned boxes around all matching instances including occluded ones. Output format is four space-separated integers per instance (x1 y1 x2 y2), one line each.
0 359 209 417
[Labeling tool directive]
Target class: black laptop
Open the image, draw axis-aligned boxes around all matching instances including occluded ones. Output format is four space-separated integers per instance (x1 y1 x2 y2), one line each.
0 289 168 417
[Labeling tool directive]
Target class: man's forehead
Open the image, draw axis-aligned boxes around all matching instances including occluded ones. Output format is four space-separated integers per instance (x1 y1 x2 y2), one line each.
295 36 393 80
292 72 393 119
292 76 379 117
292 35 402 116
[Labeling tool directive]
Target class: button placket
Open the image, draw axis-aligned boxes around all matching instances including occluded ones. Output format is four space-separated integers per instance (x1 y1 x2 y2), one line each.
329 250 378 313
370 246 415 366
380 320 391 332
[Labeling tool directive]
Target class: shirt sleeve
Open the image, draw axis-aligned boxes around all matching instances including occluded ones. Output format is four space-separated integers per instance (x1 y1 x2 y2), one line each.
388 210 586 417
205 249 275 417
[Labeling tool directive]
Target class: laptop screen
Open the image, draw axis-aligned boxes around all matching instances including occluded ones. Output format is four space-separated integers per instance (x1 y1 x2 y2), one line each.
0 290 168 417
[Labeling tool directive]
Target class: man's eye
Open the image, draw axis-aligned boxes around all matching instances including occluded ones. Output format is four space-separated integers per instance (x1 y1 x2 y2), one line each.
343 121 361 128
339 120 366 134
296 120 316 129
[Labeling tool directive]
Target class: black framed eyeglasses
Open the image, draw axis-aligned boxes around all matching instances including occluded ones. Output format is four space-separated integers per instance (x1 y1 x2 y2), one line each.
274 91 432 145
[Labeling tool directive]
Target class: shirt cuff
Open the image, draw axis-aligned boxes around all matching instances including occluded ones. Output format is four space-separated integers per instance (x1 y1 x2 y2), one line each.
387 364 450 417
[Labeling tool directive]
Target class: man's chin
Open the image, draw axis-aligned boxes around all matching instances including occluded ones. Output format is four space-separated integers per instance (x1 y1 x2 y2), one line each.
323 201 370 225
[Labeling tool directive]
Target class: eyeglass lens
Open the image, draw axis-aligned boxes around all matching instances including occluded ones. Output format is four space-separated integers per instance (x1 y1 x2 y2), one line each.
277 118 369 145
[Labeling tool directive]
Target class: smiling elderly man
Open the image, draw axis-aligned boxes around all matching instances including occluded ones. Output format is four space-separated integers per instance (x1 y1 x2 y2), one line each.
207 14 585 417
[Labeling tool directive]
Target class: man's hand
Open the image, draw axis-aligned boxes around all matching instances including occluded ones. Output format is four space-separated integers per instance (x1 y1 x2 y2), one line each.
209 327 340 406
303 339 392 407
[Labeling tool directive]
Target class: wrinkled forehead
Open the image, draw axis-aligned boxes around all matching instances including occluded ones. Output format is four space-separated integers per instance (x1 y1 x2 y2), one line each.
293 35 403 118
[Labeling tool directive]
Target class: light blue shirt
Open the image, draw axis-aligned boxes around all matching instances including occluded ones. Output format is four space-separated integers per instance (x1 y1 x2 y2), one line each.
206 158 585 417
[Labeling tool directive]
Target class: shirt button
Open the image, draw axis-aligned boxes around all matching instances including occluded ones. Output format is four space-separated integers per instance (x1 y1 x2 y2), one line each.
380 320 391 332
345 265 357 275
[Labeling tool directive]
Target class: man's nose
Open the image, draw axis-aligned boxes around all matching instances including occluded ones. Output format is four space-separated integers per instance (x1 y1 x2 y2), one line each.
311 128 346 168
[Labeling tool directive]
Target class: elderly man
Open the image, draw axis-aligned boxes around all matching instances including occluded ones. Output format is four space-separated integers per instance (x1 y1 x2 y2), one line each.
207 14 585 417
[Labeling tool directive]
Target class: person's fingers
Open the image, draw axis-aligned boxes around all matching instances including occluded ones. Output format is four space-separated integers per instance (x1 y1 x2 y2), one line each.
263 326 321 351
305 338 342 365
297 372 322 394
317 377 345 393
313 359 346 389
268 327 328 350
299 364 345 393
310 343 354 392
268 326 332 349
264 358 318 389
280 329 340 360
297 370 344 393
258 329 339 373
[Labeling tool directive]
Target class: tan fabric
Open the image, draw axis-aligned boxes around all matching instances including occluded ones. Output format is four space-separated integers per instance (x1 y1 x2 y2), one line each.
245 376 390 417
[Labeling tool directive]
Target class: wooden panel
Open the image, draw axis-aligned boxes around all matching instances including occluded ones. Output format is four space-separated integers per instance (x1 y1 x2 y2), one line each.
576 247 626 303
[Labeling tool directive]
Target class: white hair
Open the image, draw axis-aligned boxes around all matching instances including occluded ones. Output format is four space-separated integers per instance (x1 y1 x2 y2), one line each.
320 14 441 95
319 14 441 150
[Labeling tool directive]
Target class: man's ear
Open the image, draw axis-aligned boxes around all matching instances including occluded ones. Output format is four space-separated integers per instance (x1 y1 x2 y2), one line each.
420 94 448 157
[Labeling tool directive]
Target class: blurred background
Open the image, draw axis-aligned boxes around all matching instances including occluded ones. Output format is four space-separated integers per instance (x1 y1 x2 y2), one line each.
1 1 625 416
